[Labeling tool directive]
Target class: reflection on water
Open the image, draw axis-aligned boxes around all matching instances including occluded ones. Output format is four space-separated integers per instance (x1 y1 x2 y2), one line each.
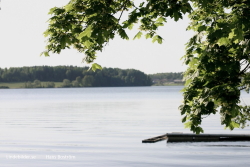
0 86 250 167
204 145 250 147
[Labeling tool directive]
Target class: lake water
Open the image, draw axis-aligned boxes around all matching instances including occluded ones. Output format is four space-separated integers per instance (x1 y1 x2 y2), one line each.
0 86 250 167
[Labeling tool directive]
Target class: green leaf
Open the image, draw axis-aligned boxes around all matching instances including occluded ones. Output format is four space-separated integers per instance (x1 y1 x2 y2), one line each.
91 63 102 72
198 25 206 32
217 37 230 46
152 35 158 43
79 26 93 39
139 2 145 7
156 17 166 23
84 40 92 48
228 30 235 39
48 7 57 14
195 127 204 134
182 116 187 123
145 33 153 39
40 51 49 57
233 28 244 43
97 34 105 45
228 122 240 129
154 22 164 27
133 31 143 40
64 4 73 12
60 35 67 48
184 121 192 129
43 30 50 37
173 12 182 22
157 36 163 44
152 35 163 44
128 23 134 30
118 29 129 40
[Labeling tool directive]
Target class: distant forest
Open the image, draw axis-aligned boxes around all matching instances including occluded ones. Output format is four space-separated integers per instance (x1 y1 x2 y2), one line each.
0 66 152 87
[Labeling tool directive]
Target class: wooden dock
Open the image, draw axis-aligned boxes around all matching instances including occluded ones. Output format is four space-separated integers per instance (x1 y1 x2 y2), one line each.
142 134 168 143
142 133 250 143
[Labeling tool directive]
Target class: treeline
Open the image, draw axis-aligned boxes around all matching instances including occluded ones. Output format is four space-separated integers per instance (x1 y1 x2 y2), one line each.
149 72 183 85
24 80 55 88
0 66 152 87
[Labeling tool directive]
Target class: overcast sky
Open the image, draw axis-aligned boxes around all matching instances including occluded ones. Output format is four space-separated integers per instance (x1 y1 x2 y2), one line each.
0 0 194 74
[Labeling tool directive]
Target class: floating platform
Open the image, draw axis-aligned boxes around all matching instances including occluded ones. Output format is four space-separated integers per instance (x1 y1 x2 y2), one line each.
142 134 168 143
142 133 250 143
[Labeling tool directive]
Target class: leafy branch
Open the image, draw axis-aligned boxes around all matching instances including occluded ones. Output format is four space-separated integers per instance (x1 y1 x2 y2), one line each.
43 0 250 134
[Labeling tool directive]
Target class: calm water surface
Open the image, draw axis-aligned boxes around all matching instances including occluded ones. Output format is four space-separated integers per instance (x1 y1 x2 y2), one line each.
0 86 250 167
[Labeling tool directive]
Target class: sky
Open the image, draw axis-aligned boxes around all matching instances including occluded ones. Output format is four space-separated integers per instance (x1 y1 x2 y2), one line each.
0 0 194 74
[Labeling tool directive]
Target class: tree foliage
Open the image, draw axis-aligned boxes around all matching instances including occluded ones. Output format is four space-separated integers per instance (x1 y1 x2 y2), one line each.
24 80 44 88
179 0 250 133
43 0 250 133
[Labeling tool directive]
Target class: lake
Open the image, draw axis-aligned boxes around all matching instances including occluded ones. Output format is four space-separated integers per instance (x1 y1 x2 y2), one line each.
0 86 250 167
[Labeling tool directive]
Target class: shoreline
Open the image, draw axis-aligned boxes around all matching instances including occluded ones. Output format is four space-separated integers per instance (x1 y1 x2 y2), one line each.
0 82 184 89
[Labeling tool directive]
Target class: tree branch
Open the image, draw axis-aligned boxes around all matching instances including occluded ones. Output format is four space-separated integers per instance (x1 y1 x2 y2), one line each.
104 0 129 46
239 86 247 91
240 62 250 74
